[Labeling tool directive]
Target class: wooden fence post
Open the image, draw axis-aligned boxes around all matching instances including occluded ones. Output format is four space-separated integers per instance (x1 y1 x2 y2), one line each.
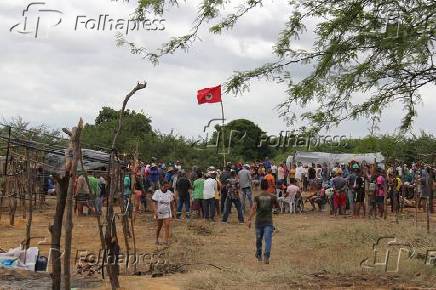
64 119 83 290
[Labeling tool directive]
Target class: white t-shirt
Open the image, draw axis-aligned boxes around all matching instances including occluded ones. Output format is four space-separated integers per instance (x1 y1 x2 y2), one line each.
203 178 217 199
271 165 277 174
286 184 299 202
295 166 304 180
152 189 174 219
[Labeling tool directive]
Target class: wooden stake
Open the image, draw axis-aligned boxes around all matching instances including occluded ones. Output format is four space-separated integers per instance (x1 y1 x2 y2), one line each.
49 175 69 290
25 148 33 249
9 161 17 226
415 184 418 227
105 82 146 289
63 119 83 290
427 196 430 234
78 146 106 272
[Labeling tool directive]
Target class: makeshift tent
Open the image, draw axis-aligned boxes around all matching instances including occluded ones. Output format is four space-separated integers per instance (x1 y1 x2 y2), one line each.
286 151 385 168
44 149 111 174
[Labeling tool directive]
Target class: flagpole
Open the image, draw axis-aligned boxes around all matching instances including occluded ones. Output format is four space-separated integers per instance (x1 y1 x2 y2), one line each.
220 100 226 168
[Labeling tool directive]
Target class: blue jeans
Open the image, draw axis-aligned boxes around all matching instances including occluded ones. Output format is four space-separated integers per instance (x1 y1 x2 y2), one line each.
256 224 273 259
202 198 215 220
222 198 244 223
176 192 191 219
241 187 253 212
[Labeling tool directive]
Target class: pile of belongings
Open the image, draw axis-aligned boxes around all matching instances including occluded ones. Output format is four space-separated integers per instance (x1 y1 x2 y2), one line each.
0 246 39 271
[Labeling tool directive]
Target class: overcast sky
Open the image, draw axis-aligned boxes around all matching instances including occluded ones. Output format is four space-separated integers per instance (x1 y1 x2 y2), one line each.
1 0 435 140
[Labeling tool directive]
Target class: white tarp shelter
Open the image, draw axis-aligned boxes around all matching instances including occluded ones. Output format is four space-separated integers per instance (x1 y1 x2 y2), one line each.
287 151 385 168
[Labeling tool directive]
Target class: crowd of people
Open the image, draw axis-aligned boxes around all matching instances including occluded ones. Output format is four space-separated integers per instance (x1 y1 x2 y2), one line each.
61 157 434 263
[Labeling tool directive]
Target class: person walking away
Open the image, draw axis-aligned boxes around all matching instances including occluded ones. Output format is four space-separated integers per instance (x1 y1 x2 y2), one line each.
192 171 205 218
203 171 217 221
152 181 175 245
175 171 192 221
247 179 279 264
238 164 253 213
222 171 244 224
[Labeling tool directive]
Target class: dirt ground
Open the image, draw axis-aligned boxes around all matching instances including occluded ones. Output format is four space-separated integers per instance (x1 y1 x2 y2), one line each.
1 197 436 290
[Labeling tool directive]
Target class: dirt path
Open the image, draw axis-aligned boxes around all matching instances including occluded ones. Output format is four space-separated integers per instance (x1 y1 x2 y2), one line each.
1 201 435 289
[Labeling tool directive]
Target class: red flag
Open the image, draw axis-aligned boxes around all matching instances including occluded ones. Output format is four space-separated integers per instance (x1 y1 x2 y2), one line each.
197 85 222 105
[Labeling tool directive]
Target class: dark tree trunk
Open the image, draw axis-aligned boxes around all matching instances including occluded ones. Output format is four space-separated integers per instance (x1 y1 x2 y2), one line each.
49 176 69 290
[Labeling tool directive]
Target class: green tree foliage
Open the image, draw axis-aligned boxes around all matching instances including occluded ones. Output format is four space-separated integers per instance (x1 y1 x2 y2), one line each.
2 114 435 168
124 0 435 132
81 107 154 154
0 117 65 156
81 107 219 168
212 118 274 162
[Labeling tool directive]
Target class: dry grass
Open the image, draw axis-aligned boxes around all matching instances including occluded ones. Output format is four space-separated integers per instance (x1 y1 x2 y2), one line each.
182 213 436 290
1 200 435 289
